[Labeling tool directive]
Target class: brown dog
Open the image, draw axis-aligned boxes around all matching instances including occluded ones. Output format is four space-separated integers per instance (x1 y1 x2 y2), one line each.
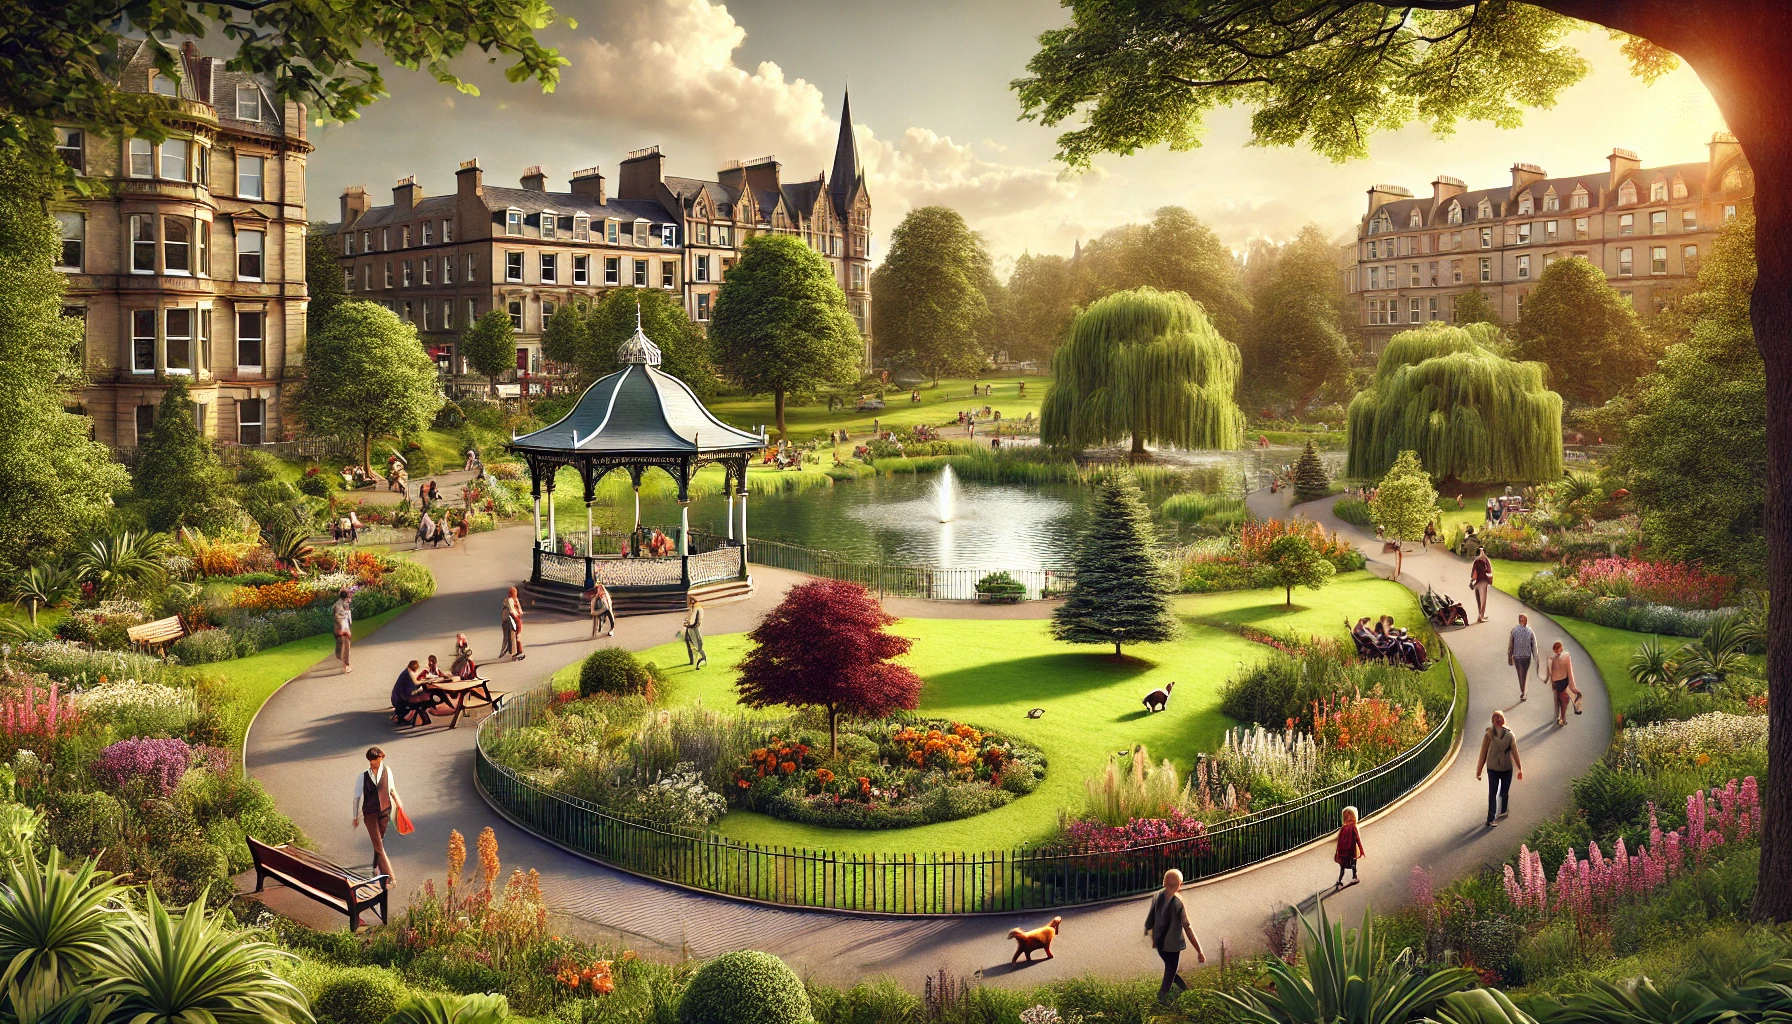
1008 916 1062 962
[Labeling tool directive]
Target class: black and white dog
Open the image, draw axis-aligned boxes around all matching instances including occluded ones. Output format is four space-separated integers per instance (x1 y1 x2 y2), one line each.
1142 681 1176 714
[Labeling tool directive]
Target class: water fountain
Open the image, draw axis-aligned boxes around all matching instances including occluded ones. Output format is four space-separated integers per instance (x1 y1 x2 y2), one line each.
933 465 959 523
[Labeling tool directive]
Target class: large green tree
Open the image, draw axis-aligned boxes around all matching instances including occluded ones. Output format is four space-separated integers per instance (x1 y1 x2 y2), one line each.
1011 0 1792 920
1511 256 1656 407
306 222 348 316
1051 473 1178 656
997 252 1079 363
710 234 862 436
870 206 997 380
593 289 715 395
133 377 232 532
1041 287 1243 455
1452 290 1503 330
1617 214 1765 585
292 301 441 475
1245 224 1354 414
1073 207 1251 341
0 154 126 576
460 309 516 397
1370 451 1438 580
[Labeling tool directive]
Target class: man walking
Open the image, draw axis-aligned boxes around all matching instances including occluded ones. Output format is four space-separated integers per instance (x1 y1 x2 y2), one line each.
588 582 615 638
1508 614 1536 701
1475 710 1523 827
350 746 403 880
1470 548 1494 622
1144 868 1206 1002
683 596 707 669
332 589 354 674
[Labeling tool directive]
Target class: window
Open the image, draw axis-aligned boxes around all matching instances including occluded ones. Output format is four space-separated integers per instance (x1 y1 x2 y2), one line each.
541 300 556 324
237 155 264 199
197 306 211 370
1366 240 1378 259
421 222 432 247
1619 213 1635 235
403 300 414 324
1409 298 1421 323
1477 199 1493 219
1366 299 1380 325
1517 254 1531 279
1620 290 1633 305
132 309 156 372
380 228 389 251
1651 181 1668 202
343 267 352 290
506 251 523 283
343 233 356 257
1618 247 1634 275
604 256 619 286
466 298 477 326
1545 253 1558 268
236 311 263 368
1682 209 1698 231
661 224 677 247
160 139 187 180
164 308 191 371
466 254 477 282
662 260 676 288
695 222 709 245
1451 259 1463 284
237 398 264 445
1650 210 1667 234
1725 204 1738 222
1683 244 1699 272
130 215 156 273
1574 217 1589 240
851 264 866 290
383 261 393 288
633 259 647 287
1518 195 1533 215
1367 267 1380 289
362 230 372 253
1479 257 1491 283
1570 187 1589 210
605 220 619 244
55 212 83 271
1429 296 1440 320
1517 223 1531 244
1619 181 1637 205
717 225 732 246
442 256 453 284
632 221 648 246
507 300 523 330
540 213 556 240
236 229 263 280
361 264 371 290
1427 261 1438 286
568 254 588 286
1446 201 1462 225
574 216 589 241
55 128 84 173
506 209 522 236
696 293 710 321
421 259 432 286
150 70 178 96
1408 264 1420 287
1517 294 1525 319
1544 192 1559 211
1479 227 1492 248
695 255 709 283
195 400 207 434
540 253 557 284
129 138 153 177
1451 230 1462 249
397 225 408 249
442 220 452 243
163 218 190 274
135 404 156 442
442 300 454 331
1673 179 1688 199
236 85 261 121
1652 246 1668 274
1545 220 1558 241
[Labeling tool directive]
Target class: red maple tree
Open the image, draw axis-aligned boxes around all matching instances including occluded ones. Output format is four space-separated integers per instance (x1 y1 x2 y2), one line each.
735 579 924 755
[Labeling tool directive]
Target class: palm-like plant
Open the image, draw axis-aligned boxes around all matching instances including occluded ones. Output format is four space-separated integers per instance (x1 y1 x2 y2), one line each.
74 532 167 599
1426 989 1538 1024
83 888 311 1024
1677 637 1750 684
1223 902 1476 1024
381 993 509 1024
259 523 314 571
1627 637 1679 689
0 850 126 1003
1525 957 1792 1023
8 564 80 626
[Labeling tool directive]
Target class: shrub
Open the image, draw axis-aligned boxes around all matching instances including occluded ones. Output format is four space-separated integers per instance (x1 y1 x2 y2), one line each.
43 789 124 861
313 968 407 1024
74 679 198 737
172 628 239 666
231 580 321 612
298 472 337 498
975 571 1025 603
1333 497 1373 528
579 648 655 699
153 838 230 906
378 559 436 603
679 950 813 1024
235 450 279 484
400 441 434 477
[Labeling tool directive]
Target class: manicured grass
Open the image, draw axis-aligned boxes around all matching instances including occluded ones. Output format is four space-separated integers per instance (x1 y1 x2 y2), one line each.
1490 558 1553 600
704 374 1046 440
1548 614 1658 718
564 571 1432 854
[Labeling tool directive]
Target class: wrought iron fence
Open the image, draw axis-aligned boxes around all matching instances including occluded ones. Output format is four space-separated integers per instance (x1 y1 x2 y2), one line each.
474 657 1459 915
687 531 1070 601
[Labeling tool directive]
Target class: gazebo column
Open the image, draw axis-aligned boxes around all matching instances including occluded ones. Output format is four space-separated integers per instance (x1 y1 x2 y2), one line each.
546 468 557 548
740 487 748 551
585 503 593 555
633 485 641 534
679 500 690 556
726 477 735 543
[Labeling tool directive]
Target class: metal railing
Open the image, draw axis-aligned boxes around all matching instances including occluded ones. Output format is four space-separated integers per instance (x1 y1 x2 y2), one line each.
688 531 1070 601
474 656 1459 915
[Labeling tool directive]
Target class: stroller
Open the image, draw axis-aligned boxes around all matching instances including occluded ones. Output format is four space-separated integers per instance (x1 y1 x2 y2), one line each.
1421 586 1469 629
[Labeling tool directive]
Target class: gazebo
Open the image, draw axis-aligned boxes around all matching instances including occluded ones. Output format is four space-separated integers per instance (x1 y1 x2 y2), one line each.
508 319 765 614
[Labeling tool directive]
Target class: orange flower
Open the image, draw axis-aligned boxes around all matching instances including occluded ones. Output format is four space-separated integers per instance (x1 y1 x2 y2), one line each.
477 826 500 891
447 829 467 880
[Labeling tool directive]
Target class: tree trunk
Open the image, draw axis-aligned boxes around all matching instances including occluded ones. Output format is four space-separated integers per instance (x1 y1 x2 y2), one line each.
1394 545 1403 581
828 704 837 757
362 427 374 479
1130 433 1146 459
775 389 787 437
1286 584 1293 608
1114 640 1122 657
489 374 499 398
28 600 37 626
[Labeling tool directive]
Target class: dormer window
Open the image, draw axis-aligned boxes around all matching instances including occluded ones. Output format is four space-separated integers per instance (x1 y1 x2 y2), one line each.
1543 190 1559 211
1518 195 1533 215
1408 210 1421 228
1619 181 1638 205
633 220 648 246
1375 212 1391 233
1447 201 1462 225
236 85 261 121
1671 178 1688 199
574 215 589 241
1650 180 1668 202
541 211 556 240
505 208 522 236
150 71 179 97
1477 199 1492 219
661 224 677 247
1570 186 1589 209
606 220 619 244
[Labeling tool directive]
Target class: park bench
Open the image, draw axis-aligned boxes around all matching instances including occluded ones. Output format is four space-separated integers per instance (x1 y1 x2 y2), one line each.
126 615 185 656
247 836 388 929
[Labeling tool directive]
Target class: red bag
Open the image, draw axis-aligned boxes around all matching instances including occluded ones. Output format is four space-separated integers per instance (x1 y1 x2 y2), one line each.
394 803 415 836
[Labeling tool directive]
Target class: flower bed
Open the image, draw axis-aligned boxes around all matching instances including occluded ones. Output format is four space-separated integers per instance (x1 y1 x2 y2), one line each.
1518 563 1740 638
1177 519 1365 593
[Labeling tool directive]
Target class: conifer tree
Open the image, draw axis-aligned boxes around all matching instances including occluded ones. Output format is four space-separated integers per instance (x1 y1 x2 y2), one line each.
1292 440 1331 504
1052 473 1178 656
133 377 232 532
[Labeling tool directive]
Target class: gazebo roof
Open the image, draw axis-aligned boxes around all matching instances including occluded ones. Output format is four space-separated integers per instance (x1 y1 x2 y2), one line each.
511 322 763 458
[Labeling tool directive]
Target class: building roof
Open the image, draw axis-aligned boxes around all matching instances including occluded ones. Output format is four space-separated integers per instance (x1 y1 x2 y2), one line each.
829 90 865 218
782 178 825 218
663 176 738 211
343 186 675 230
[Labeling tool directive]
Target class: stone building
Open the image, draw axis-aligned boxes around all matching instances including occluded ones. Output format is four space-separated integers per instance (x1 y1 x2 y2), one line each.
329 93 873 375
52 40 310 447
1345 132 1753 351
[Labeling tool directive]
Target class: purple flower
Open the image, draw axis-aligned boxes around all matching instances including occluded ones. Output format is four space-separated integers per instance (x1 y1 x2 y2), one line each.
92 737 194 797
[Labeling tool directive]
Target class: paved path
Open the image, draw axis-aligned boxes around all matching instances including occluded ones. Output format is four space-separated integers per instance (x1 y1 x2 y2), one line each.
245 491 1609 989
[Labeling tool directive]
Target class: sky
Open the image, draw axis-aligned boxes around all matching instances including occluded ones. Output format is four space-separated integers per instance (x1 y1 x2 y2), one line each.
304 0 1730 275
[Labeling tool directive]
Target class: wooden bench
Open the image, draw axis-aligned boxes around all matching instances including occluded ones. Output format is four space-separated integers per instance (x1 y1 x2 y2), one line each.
126 615 185 655
247 837 388 929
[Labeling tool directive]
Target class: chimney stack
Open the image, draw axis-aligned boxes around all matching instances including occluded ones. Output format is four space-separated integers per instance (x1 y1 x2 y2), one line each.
743 155 782 197
1510 162 1547 194
568 166 606 203
393 175 422 213
340 185 370 227
456 158 483 199
1430 175 1467 207
1365 183 1413 217
1608 148 1641 191
717 159 746 196
618 145 665 201
520 165 547 191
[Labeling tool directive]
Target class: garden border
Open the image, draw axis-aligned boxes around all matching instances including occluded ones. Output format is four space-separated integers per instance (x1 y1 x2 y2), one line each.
471 650 1462 916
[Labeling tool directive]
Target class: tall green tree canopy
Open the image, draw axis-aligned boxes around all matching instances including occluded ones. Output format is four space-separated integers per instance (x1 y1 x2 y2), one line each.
1052 473 1178 656
1511 257 1656 407
306 223 348 316
996 252 1079 363
460 309 516 396
710 234 861 436
1452 290 1503 330
292 301 442 473
133 377 233 532
1370 451 1438 579
544 290 715 397
1244 224 1354 414
870 206 998 380
1073 207 1250 341
1347 323 1561 484
1041 287 1243 455
1616 215 1765 585
0 154 127 576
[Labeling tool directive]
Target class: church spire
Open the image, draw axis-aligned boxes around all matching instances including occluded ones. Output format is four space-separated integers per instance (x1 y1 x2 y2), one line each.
829 89 864 217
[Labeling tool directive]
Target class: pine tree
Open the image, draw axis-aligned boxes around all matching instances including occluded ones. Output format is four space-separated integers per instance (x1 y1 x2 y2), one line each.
1052 473 1178 656
1292 440 1331 503
133 377 232 532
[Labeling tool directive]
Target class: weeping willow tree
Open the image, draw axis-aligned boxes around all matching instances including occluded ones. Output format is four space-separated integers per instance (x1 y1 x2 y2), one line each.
1041 287 1243 455
1346 323 1562 483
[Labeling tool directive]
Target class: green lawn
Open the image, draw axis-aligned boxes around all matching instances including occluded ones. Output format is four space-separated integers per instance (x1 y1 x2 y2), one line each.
1490 558 1553 599
704 374 1046 440
556 571 1432 854
1548 615 1658 718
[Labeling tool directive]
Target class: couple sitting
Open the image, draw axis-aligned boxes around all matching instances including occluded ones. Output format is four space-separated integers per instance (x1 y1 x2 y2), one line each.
417 511 454 548
1352 616 1429 670
390 636 479 725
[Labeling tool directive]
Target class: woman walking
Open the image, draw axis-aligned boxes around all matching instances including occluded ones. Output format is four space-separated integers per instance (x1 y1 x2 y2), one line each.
1470 548 1494 623
683 596 707 669
1144 868 1206 1002
1333 806 1364 889
331 588 354 674
588 582 615 638
1546 640 1581 726
1476 710 1523 826
1422 520 1438 552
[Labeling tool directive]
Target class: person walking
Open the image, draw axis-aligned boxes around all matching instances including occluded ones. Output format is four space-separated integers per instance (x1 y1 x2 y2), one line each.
1333 805 1364 889
350 746 403 881
1470 548 1494 622
1144 868 1206 1002
588 582 615 638
503 587 525 661
1422 521 1438 552
331 588 354 674
1475 710 1523 827
1546 640 1581 726
683 596 707 669
1508 614 1536 701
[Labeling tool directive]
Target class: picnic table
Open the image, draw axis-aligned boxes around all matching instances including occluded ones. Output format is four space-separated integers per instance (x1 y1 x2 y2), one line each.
426 677 503 729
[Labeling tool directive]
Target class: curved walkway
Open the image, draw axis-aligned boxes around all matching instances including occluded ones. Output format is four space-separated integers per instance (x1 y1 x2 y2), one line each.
245 492 1609 989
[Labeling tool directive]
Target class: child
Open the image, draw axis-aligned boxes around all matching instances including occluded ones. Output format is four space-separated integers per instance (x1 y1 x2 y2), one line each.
1334 806 1364 889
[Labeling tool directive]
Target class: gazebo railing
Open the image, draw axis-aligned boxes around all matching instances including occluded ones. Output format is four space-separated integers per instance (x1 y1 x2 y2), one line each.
532 543 747 591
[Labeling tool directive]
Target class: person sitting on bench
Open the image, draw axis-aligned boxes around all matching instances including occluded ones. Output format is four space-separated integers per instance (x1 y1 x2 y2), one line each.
390 660 447 724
